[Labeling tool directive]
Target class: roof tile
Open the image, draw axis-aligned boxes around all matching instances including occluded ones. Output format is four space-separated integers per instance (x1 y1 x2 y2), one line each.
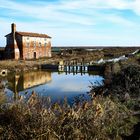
16 31 51 38
5 32 51 38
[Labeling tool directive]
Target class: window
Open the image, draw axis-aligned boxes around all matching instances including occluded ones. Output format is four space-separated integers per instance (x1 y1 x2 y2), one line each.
33 41 36 48
26 42 30 47
44 38 47 41
27 37 29 40
44 43 47 47
39 42 41 47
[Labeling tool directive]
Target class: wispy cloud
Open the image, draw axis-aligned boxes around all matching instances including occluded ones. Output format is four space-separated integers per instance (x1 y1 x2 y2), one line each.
0 0 137 25
0 0 140 46
0 0 96 26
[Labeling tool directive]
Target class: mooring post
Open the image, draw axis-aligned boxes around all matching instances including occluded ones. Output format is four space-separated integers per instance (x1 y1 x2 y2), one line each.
76 65 78 74
68 65 70 72
82 57 85 66
80 66 83 75
72 65 74 73
83 66 85 74
84 65 85 71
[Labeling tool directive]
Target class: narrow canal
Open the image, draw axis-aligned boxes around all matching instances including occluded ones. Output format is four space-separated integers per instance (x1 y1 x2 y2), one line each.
2 70 104 104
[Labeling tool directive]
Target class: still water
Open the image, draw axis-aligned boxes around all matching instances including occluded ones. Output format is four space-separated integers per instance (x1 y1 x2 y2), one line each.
3 70 104 104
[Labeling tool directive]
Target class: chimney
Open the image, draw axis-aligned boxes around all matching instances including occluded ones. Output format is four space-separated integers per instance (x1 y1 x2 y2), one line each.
11 23 16 33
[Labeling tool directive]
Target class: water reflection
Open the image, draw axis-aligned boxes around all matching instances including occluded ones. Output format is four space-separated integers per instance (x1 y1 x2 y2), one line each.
5 70 104 103
7 71 51 92
6 71 51 100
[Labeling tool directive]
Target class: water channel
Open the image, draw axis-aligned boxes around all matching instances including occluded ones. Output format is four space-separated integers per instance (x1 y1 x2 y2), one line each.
2 70 104 104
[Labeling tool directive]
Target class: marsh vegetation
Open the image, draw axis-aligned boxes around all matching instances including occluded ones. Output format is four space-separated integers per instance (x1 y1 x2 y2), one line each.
0 65 140 140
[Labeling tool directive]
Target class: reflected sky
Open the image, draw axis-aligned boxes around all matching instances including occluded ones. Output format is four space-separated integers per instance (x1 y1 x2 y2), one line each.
4 71 104 104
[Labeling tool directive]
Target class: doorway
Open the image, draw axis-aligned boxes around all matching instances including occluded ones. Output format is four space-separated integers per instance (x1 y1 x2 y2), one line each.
34 52 36 59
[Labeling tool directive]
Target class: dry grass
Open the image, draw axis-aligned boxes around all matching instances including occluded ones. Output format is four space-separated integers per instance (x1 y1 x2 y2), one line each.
0 90 139 140
0 58 57 73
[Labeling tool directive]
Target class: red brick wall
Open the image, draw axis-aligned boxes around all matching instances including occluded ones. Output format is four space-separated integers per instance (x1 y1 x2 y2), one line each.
22 38 51 59
5 34 52 60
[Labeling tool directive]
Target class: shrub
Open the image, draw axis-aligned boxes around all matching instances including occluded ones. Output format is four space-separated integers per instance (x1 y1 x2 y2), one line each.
0 92 138 140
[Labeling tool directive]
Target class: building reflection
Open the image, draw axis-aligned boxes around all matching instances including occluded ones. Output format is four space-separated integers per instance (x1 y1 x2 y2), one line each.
7 71 52 100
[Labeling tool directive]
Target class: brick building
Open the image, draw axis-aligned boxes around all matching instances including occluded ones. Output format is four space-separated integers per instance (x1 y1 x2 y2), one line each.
5 23 51 59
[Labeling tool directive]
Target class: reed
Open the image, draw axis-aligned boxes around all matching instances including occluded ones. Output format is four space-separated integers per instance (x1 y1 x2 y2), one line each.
0 65 139 140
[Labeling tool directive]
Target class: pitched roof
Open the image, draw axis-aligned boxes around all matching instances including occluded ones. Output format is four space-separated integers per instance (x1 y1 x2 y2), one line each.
16 31 51 38
5 31 51 38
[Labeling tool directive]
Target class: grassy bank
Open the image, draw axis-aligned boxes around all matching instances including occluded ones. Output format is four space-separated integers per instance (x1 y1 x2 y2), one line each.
0 58 56 73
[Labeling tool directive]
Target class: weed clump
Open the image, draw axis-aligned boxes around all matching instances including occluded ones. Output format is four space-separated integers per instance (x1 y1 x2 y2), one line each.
0 91 138 140
0 65 140 139
93 65 140 100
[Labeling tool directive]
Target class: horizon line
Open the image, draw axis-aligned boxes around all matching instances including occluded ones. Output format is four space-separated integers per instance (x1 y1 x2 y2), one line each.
52 46 140 48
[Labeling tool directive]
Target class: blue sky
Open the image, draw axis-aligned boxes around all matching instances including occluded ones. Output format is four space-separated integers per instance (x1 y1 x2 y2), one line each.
0 0 140 46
